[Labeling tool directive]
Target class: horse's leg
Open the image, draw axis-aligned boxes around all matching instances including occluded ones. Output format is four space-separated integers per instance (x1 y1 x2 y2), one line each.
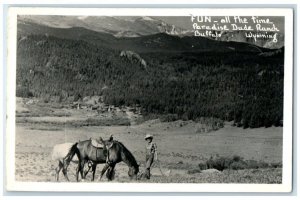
84 164 91 179
106 164 116 181
76 159 81 182
91 163 97 181
62 160 70 181
98 163 110 181
55 161 63 181
79 160 86 181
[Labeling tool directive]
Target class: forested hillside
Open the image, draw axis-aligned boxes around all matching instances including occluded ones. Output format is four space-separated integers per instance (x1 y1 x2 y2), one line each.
17 34 283 128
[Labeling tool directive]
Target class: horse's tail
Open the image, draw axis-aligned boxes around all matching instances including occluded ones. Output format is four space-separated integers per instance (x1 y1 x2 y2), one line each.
63 142 78 166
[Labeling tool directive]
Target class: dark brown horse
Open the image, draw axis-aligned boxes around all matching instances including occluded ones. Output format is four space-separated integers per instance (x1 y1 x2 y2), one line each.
63 139 139 181
100 140 140 181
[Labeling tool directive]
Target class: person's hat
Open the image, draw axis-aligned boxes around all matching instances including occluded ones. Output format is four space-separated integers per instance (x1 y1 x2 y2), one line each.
144 134 153 140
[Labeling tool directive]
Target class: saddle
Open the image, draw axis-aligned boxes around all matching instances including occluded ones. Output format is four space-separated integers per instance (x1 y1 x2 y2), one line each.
91 138 104 148
90 135 115 150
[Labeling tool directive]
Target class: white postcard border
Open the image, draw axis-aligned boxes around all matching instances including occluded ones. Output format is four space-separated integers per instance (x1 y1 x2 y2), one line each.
5 7 294 192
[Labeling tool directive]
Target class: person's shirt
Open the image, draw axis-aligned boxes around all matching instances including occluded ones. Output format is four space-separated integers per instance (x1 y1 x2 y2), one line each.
146 141 157 155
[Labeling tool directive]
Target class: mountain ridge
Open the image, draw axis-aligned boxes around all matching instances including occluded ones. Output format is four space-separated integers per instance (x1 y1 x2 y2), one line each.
18 16 192 38
18 20 279 54
18 15 284 49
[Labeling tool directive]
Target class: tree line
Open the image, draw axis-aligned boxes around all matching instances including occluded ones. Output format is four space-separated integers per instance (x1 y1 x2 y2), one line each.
17 35 284 128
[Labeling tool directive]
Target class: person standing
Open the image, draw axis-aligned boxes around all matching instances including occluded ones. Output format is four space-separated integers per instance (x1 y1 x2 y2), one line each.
144 134 157 179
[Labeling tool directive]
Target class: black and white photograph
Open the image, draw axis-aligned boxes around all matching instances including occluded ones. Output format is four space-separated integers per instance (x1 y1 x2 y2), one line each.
5 8 293 192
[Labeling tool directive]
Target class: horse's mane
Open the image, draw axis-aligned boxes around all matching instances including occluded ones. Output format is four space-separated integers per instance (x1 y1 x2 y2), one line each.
115 141 138 168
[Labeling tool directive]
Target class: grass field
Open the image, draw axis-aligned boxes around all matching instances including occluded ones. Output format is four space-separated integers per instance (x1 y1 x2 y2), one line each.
15 98 283 183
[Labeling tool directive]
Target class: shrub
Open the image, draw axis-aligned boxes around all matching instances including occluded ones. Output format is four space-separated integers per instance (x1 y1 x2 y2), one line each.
195 117 224 133
232 155 243 162
230 160 248 170
198 162 208 170
161 114 179 122
270 162 282 168
199 155 280 171
245 160 260 169
187 169 202 174
16 87 34 98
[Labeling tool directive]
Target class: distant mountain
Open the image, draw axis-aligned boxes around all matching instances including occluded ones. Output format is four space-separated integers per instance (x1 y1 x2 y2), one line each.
18 15 284 49
18 20 276 54
18 16 192 38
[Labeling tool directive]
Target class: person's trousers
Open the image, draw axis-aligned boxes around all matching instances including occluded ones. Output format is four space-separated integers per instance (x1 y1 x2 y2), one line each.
144 153 154 179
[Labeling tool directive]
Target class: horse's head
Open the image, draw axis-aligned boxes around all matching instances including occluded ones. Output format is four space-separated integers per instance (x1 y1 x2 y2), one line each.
107 140 140 180
103 135 114 150
128 164 139 180
104 140 114 150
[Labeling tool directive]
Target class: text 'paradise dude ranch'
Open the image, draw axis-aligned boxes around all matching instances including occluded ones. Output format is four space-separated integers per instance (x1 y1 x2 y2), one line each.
191 16 280 42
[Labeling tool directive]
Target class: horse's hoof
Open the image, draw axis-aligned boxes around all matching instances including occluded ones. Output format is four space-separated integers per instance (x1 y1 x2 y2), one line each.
81 179 85 182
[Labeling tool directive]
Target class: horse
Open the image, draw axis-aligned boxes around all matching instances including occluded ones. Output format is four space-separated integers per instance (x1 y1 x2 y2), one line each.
52 142 96 181
100 140 140 181
51 143 79 181
63 139 139 181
